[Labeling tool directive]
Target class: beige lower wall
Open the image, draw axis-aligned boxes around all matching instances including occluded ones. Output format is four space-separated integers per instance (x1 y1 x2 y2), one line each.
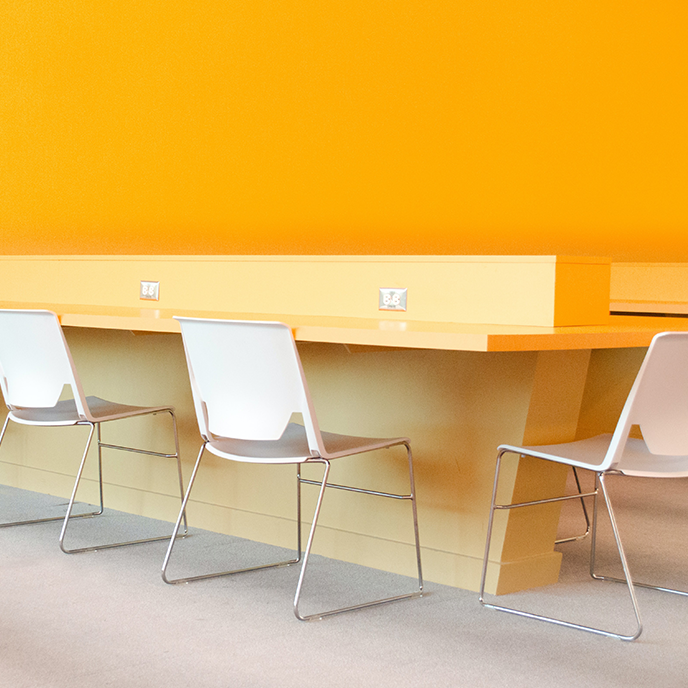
0 327 538 589
576 346 648 440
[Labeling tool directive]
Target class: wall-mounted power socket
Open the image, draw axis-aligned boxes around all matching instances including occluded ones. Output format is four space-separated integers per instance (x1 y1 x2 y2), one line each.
379 288 407 311
140 281 160 301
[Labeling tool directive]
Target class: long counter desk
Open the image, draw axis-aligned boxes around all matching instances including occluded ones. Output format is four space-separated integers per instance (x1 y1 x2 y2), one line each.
1 256 684 595
2 300 684 594
0 300 673 350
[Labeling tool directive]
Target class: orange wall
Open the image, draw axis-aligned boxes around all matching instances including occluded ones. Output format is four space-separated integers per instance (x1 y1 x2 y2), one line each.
1 1 686 260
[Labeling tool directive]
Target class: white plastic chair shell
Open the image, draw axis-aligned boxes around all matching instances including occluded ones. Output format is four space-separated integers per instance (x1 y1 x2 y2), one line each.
177 317 322 451
479 331 688 641
0 309 88 420
162 317 424 621
0 309 186 551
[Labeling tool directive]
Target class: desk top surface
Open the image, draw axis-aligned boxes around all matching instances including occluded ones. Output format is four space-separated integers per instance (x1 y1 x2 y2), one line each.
2 301 685 352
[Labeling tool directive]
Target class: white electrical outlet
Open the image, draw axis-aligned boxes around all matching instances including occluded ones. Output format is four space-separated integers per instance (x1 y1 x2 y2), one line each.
379 288 407 311
140 281 160 301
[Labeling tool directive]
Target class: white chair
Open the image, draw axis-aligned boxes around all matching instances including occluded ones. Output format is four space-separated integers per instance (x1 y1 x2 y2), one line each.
0 309 186 552
479 331 688 641
162 317 423 621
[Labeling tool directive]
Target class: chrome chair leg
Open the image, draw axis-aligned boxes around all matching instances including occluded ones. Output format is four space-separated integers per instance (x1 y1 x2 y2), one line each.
296 464 303 558
0 416 101 528
163 441 423 621
479 449 505 607
0 414 9 450
293 458 331 620
96 423 105 515
161 443 300 584
590 474 688 596
595 474 643 638
294 443 424 622
61 411 188 554
406 442 424 595
59 422 97 552
555 467 591 545
168 410 188 535
479 450 642 641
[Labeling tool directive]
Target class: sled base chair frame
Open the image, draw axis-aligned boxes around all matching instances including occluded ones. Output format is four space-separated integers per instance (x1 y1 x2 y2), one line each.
479 331 688 642
0 309 187 552
162 438 422 621
161 317 423 621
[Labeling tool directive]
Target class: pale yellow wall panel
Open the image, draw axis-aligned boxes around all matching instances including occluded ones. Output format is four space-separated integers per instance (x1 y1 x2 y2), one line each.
521 350 592 447
0 421 96 486
299 343 539 564
611 263 688 308
485 349 591 589
491 551 563 597
0 255 611 327
0 462 77 502
576 347 648 440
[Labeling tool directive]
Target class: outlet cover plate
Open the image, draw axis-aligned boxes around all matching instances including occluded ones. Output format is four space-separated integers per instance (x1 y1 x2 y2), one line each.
379 288 407 311
140 281 160 301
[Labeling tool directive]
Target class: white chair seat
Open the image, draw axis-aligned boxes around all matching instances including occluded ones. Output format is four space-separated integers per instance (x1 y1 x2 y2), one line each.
9 396 172 426
610 437 688 478
207 422 408 463
501 435 613 469
508 434 688 478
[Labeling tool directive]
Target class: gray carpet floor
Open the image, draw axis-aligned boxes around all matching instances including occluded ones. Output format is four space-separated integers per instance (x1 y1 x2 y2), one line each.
1 473 688 688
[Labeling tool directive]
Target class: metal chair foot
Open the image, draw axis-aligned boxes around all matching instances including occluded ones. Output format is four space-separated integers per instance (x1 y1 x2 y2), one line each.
480 600 641 641
293 456 424 622
62 530 188 555
0 510 101 528
479 453 643 641
60 412 189 555
296 591 424 622
162 557 300 585
591 573 688 597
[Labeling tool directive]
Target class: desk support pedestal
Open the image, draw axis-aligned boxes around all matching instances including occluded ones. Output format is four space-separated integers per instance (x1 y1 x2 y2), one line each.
482 349 591 594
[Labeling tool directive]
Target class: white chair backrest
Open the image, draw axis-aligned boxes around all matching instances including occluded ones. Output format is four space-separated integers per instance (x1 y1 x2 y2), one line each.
607 332 688 467
175 318 323 453
0 310 87 415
